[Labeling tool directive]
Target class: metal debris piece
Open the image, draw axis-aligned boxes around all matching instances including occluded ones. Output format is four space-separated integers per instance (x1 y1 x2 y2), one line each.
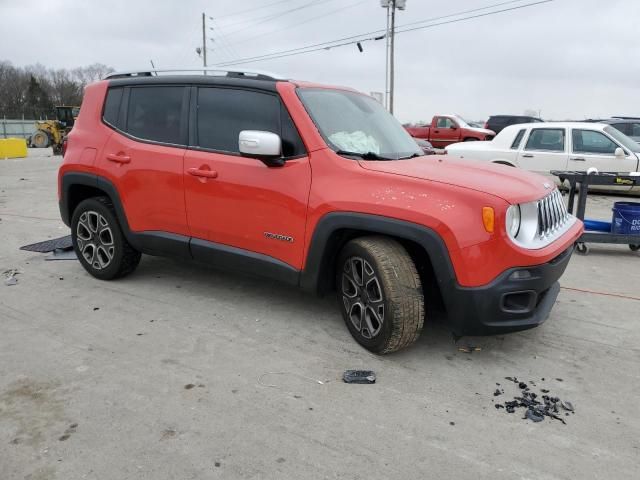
343 370 376 384
3 268 20 286
458 345 482 353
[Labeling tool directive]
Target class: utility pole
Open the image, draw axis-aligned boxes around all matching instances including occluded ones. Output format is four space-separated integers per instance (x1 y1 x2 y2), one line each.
384 5 390 110
389 3 396 114
202 13 207 74
381 1 406 115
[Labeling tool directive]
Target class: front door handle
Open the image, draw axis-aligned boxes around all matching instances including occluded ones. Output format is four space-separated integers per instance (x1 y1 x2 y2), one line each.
570 157 585 161
188 167 218 179
522 153 534 158
106 153 131 164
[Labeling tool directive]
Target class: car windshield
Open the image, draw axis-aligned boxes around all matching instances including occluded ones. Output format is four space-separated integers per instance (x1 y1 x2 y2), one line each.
298 88 423 160
604 125 640 153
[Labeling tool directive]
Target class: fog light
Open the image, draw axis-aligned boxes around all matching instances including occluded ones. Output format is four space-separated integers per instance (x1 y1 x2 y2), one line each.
509 270 532 280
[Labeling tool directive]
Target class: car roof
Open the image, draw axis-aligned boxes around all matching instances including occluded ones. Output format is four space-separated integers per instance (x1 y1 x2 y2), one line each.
500 121 612 133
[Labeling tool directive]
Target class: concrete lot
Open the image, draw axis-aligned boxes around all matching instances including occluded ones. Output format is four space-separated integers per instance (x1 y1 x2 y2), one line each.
1 149 639 480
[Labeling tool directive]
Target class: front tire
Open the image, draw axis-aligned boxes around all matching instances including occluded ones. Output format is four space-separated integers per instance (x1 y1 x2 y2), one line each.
32 130 50 148
71 197 141 280
337 236 424 354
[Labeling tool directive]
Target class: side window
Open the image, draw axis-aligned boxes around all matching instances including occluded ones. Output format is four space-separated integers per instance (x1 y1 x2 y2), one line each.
126 86 185 145
103 88 123 127
436 117 454 128
525 128 565 152
511 129 526 149
631 123 640 137
572 129 618 155
197 87 304 157
197 88 278 152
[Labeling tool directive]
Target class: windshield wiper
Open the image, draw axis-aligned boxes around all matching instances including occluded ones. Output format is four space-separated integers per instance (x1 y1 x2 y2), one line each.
335 150 394 160
397 153 423 159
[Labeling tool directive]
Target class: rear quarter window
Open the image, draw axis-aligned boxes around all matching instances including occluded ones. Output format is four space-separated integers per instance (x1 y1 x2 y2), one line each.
103 88 123 127
510 129 526 149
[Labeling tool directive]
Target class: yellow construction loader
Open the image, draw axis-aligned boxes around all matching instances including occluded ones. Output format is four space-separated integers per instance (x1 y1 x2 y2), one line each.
30 106 80 155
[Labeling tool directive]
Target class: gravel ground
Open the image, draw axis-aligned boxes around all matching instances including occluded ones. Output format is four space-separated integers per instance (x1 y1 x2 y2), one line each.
1 148 639 480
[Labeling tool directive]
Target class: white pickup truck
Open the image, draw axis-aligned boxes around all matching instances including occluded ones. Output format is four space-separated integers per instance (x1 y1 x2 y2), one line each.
445 122 640 194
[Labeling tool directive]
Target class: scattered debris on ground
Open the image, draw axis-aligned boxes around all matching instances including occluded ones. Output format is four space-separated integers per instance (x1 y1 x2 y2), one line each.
343 370 376 384
457 345 482 353
494 376 576 424
3 268 20 286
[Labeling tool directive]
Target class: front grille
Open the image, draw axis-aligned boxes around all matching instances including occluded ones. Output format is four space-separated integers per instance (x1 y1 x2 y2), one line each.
537 189 570 238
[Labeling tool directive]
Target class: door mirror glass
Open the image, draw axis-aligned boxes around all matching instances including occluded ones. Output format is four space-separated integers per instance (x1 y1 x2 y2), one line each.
239 130 282 158
615 146 625 158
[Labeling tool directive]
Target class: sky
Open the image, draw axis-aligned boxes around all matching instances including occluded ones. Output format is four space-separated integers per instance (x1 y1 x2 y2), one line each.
1 0 638 123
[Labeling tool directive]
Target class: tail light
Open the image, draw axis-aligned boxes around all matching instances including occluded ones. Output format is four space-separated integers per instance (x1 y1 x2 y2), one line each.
61 136 68 157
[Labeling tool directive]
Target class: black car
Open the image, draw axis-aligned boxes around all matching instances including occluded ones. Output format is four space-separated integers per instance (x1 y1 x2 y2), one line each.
583 117 640 143
484 115 543 135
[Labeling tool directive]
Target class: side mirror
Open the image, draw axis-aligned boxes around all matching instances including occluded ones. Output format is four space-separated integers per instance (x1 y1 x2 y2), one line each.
450 124 457 130
614 147 625 158
239 130 284 166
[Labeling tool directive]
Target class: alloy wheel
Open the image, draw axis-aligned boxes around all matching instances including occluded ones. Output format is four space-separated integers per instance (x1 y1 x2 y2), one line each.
76 210 115 270
341 256 385 339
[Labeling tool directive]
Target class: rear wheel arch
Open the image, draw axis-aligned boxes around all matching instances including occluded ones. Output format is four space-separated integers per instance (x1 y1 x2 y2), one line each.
60 173 132 237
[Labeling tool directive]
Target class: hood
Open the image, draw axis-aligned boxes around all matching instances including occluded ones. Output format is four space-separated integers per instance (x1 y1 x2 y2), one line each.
358 155 552 204
468 127 495 136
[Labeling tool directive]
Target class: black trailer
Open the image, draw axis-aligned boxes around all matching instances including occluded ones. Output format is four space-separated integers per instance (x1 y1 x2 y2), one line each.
551 170 640 255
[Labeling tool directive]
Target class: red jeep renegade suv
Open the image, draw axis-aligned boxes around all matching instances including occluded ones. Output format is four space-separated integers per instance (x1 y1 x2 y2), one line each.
58 69 583 354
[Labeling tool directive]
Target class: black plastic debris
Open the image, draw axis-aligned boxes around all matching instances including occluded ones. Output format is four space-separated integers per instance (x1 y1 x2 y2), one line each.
343 370 376 384
525 408 545 422
20 235 72 253
493 389 502 397
494 380 574 424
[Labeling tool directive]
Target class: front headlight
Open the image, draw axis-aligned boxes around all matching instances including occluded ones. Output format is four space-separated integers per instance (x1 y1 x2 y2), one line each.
506 204 521 239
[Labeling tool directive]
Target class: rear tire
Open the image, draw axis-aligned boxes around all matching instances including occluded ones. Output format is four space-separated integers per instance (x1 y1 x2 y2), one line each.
336 236 424 354
32 130 50 148
71 197 141 280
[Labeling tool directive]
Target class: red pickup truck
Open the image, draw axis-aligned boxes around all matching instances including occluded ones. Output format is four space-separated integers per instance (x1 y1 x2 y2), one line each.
405 114 495 148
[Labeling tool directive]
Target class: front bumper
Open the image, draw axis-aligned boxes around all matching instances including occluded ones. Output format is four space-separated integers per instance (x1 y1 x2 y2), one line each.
445 246 574 336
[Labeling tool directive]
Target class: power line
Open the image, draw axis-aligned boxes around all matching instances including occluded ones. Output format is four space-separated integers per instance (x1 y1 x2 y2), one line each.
217 0 335 36
214 0 552 67
212 0 298 20
226 0 367 47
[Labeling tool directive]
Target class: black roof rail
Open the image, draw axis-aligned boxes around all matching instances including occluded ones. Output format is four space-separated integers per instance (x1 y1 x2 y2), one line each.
104 68 286 81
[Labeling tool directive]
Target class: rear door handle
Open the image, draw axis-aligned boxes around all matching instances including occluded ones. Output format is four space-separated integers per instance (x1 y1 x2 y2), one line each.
106 153 131 164
522 154 534 158
570 157 585 161
188 167 218 179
